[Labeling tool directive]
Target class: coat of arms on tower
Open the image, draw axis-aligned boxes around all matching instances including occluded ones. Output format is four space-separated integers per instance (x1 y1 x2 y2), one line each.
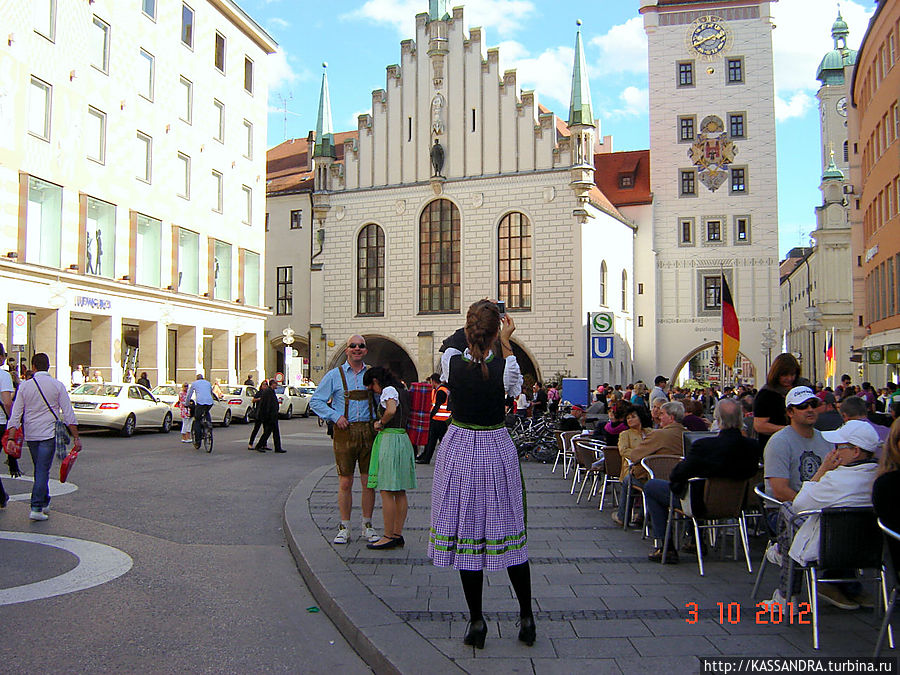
689 115 738 192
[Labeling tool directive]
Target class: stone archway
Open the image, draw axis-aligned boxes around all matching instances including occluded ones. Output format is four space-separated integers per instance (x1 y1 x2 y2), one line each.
670 341 758 387
327 335 419 385
511 341 539 385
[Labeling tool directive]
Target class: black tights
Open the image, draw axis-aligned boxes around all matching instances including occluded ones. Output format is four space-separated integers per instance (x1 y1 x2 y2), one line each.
459 562 533 623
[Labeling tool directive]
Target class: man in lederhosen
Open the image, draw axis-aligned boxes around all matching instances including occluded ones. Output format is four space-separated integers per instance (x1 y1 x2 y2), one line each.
310 335 380 544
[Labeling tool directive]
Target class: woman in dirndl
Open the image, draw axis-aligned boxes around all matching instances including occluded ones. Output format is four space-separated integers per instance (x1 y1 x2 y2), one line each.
363 366 417 550
428 299 534 649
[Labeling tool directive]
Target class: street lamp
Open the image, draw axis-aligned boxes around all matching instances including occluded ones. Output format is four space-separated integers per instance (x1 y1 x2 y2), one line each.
804 305 823 383
761 326 777 373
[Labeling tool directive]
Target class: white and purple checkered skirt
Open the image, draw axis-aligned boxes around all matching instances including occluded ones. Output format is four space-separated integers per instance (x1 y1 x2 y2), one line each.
428 424 527 571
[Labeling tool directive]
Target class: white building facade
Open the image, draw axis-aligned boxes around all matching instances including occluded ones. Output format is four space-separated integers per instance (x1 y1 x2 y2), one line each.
640 0 781 385
296 5 638 386
0 0 275 386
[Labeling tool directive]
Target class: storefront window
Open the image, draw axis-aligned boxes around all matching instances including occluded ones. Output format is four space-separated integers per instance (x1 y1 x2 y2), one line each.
135 214 161 286
86 196 115 278
243 250 260 306
177 228 199 294
213 240 231 301
26 176 62 268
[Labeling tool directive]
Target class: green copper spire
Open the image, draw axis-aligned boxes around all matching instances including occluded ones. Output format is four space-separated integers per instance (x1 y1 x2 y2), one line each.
568 20 594 127
313 63 335 159
831 10 849 48
429 0 450 21
823 149 844 180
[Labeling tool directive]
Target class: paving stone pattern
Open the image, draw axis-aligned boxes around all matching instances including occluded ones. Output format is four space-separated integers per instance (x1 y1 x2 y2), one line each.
304 462 892 673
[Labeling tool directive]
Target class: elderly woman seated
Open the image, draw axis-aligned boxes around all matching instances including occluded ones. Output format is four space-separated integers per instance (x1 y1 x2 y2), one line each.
641 399 760 564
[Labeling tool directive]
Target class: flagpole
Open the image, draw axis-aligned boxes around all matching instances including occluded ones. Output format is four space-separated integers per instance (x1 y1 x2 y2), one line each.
832 326 836 389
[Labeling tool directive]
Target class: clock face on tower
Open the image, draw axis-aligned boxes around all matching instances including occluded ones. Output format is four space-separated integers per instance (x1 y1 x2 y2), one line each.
836 97 848 117
687 16 732 59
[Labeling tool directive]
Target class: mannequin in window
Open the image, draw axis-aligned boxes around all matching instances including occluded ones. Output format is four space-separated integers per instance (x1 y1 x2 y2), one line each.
95 229 103 276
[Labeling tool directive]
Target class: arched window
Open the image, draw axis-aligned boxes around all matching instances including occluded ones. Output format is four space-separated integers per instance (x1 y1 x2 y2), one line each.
419 199 460 312
357 223 384 316
621 269 628 311
498 212 532 310
600 260 607 306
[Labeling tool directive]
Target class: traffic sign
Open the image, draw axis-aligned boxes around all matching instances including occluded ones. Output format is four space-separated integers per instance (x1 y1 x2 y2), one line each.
590 312 613 335
11 311 27 346
591 336 614 359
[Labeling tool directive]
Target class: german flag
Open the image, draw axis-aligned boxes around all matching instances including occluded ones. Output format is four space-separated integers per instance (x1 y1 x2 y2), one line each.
824 329 836 381
721 275 740 368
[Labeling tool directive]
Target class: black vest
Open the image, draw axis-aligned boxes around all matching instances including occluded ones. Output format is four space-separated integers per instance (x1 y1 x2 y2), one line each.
448 353 506 426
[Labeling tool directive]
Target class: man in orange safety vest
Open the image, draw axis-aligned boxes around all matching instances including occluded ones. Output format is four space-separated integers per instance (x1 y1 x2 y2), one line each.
416 373 450 464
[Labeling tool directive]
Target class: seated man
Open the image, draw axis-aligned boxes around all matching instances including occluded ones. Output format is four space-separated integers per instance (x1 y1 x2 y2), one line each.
558 405 585 432
765 420 880 609
840 395 889 444
813 392 842 431
642 398 760 563
613 401 686 527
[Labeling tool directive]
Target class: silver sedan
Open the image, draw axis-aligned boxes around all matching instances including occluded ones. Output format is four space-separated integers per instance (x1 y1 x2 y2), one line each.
151 385 234 427
71 383 174 437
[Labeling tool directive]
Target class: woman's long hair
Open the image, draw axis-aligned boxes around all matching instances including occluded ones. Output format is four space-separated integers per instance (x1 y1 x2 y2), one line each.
879 417 900 475
464 299 501 379
766 353 801 390
363 366 400 391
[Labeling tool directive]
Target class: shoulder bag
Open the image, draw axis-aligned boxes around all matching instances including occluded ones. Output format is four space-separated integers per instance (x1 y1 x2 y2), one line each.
33 378 73 459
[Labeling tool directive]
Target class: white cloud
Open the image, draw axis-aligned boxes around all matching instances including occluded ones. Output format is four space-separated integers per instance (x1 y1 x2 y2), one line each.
771 0 873 94
495 40 574 108
343 0 536 39
606 86 649 118
267 48 300 91
775 91 814 122
269 17 289 29
589 16 648 76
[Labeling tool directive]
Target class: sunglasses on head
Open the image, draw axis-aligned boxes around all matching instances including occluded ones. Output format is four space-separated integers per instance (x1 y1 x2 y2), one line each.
791 399 820 410
347 343 367 349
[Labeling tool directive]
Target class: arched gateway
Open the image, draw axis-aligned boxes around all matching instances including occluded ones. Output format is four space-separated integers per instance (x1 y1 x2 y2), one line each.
327 336 419 385
670 341 758 387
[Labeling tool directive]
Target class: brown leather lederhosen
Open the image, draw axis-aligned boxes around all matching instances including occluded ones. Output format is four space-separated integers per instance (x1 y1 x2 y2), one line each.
332 365 377 477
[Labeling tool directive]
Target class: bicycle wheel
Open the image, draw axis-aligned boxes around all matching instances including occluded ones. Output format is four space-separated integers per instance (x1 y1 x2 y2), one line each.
203 423 213 453
191 419 201 449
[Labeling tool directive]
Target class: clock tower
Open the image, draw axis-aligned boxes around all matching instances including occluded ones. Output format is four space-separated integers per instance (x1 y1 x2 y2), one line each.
816 11 856 177
638 0 780 386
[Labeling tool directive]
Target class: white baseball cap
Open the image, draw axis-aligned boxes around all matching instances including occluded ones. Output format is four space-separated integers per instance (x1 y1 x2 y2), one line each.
822 419 882 455
785 386 818 408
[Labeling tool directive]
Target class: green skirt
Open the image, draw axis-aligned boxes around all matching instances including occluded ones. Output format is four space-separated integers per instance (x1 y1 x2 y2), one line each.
367 428 417 491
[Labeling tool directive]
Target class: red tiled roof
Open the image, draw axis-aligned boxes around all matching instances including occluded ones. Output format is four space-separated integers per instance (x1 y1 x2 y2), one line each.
593 149 652 207
266 131 358 195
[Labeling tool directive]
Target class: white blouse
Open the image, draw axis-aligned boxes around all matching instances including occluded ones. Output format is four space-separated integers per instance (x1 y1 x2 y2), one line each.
440 347 523 398
379 386 399 406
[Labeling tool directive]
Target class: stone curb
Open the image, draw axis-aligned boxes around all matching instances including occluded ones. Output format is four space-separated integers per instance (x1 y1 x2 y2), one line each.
282 463 465 675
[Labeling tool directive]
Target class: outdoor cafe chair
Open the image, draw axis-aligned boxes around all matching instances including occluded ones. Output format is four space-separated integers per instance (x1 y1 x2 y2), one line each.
634 455 683 538
875 518 898 656
750 483 783 600
552 430 581 478
573 437 606 503
596 444 621 511
785 507 882 650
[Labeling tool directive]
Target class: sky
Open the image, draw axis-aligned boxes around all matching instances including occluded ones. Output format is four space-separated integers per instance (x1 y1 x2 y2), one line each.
245 0 877 259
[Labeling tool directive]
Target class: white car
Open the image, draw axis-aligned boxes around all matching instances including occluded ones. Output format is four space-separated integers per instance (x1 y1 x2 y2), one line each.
71 383 174 436
151 385 234 427
274 385 314 418
218 384 259 424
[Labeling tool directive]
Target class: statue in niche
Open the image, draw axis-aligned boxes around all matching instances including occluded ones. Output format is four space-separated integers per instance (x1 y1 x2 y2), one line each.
431 139 445 177
95 229 103 276
431 92 445 136
85 232 94 274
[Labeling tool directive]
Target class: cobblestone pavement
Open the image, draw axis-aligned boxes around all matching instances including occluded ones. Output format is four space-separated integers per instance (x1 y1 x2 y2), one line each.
284 460 894 674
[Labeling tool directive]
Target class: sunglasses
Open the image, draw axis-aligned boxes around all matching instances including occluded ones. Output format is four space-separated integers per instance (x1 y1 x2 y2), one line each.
791 399 821 411
347 343 367 349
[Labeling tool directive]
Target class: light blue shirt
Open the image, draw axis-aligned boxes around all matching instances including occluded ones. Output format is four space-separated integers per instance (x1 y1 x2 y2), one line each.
309 362 375 424
186 378 214 405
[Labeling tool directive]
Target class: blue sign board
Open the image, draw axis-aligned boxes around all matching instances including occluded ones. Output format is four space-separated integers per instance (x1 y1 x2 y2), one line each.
591 335 614 359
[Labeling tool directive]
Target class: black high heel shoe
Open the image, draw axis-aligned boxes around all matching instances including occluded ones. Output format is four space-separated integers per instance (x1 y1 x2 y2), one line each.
463 619 487 649
517 615 536 646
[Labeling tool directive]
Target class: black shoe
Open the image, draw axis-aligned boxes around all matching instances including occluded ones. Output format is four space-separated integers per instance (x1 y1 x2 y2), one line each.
463 619 487 649
415 458 430 464
518 615 536 646
255 447 267 453
391 535 405 548
274 449 286 453
648 547 679 564
0 491 8 509
367 537 400 550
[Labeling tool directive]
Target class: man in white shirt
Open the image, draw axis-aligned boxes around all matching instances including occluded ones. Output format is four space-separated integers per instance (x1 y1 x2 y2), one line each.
7 352 81 521
0 343 14 508
70 364 85 389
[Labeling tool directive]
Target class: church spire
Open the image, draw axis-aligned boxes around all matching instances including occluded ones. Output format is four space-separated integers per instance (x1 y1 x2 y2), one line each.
568 20 594 128
831 8 850 49
313 63 335 159
429 0 449 22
